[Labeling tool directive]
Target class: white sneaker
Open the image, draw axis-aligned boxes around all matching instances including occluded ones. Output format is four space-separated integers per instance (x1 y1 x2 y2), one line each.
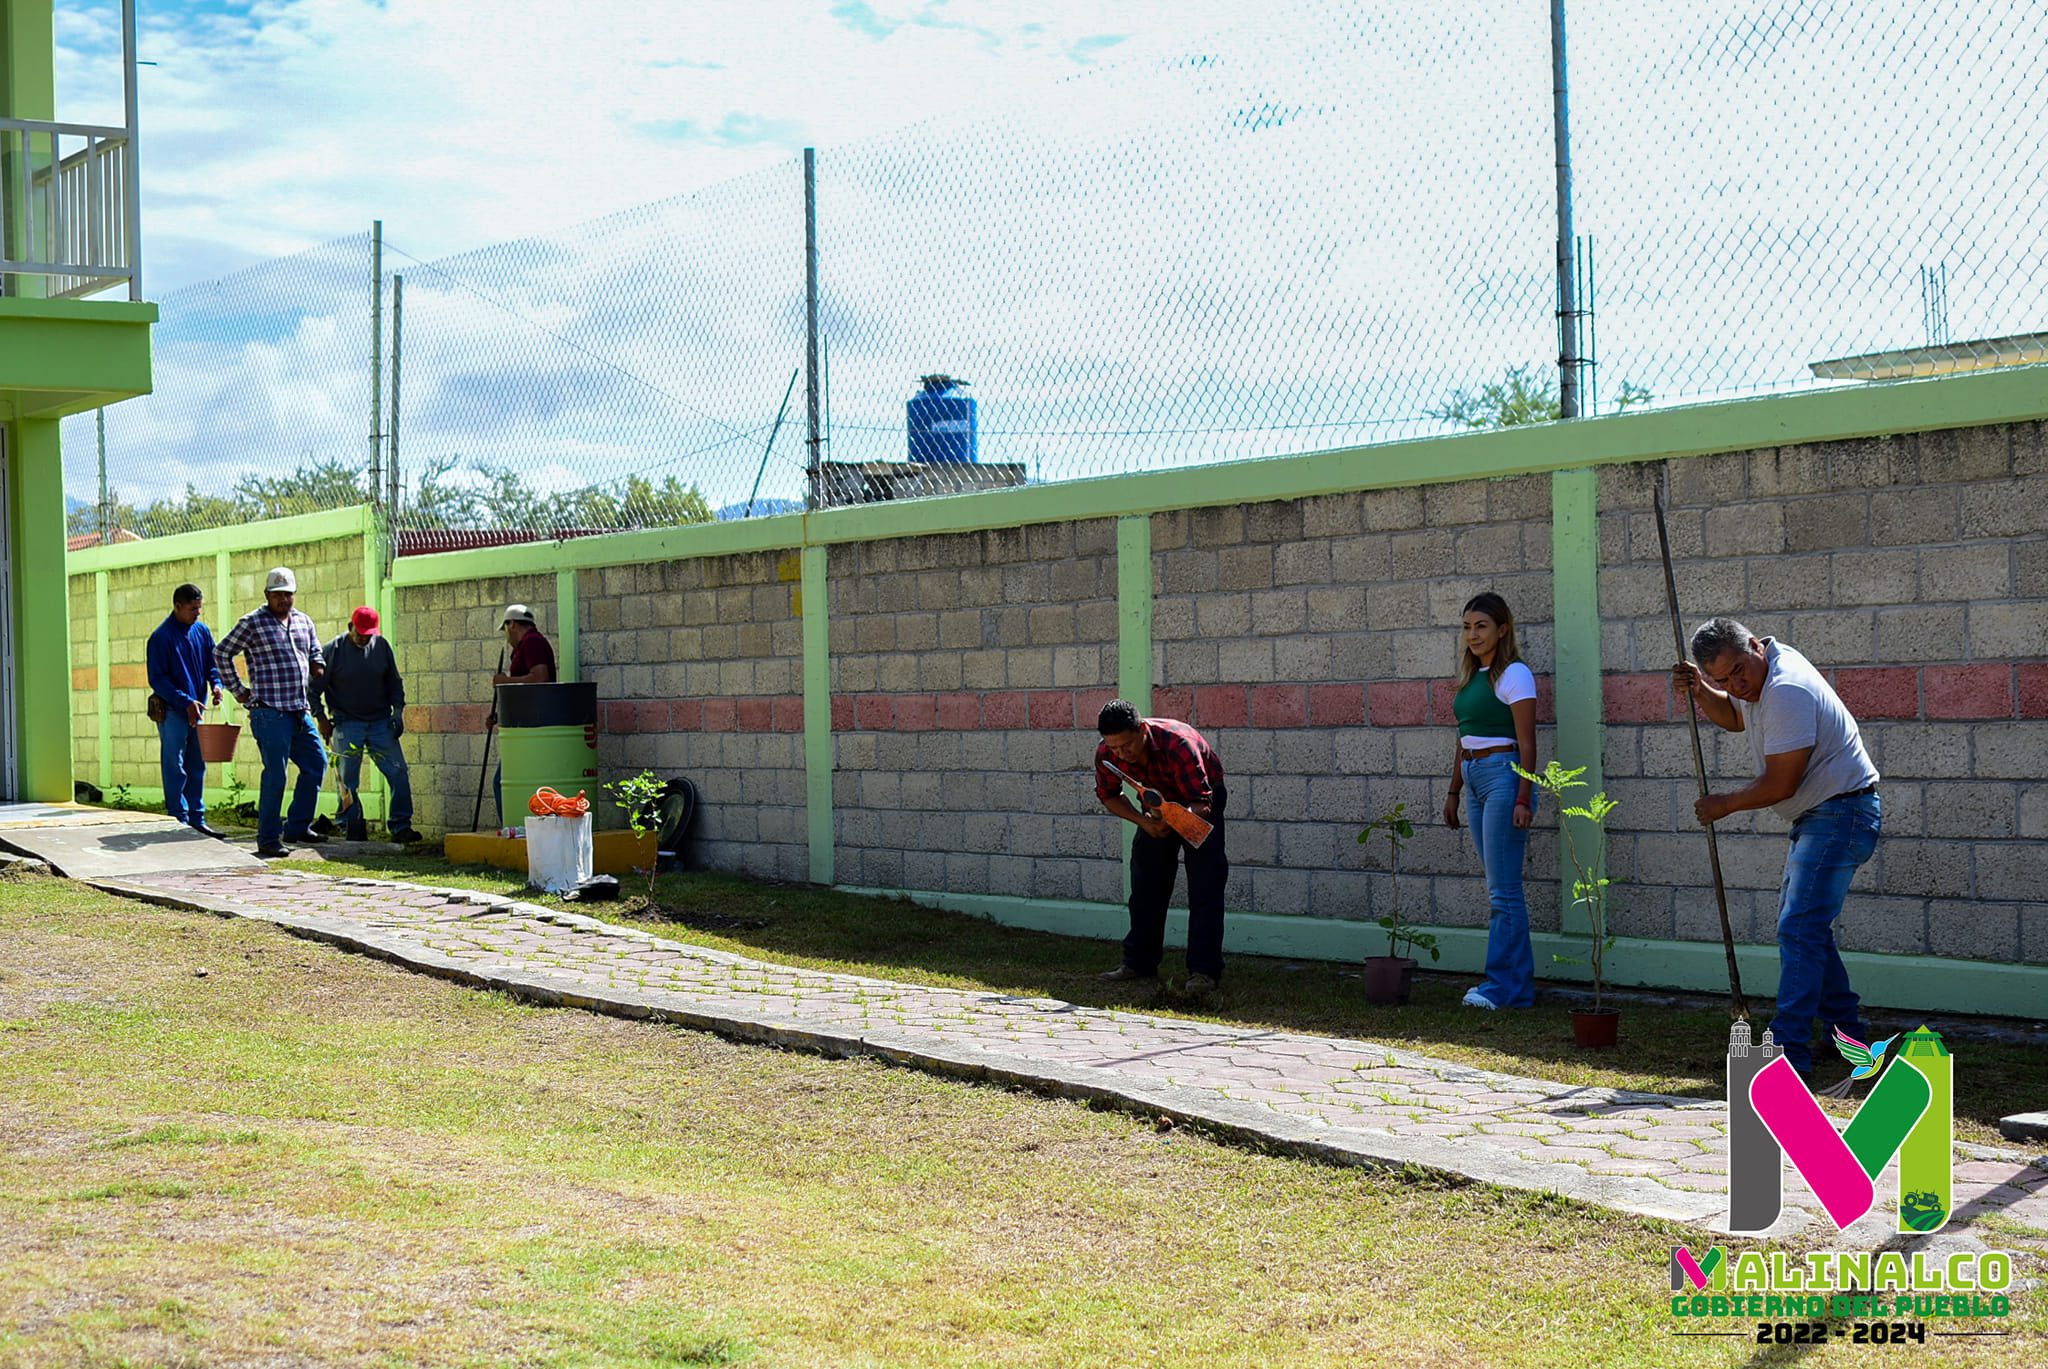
1462 988 1499 1010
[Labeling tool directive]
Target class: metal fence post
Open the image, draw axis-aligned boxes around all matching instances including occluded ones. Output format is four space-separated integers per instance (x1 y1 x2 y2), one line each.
95 407 107 537
1551 0 1580 419
804 148 821 510
389 272 403 544
369 220 383 508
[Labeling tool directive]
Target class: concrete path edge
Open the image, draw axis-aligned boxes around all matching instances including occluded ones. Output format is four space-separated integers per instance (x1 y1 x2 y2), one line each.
91 873 1739 1230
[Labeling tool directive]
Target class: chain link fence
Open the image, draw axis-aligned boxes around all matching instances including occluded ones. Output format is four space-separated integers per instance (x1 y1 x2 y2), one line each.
62 231 374 540
1570 0 2048 404
64 0 2048 544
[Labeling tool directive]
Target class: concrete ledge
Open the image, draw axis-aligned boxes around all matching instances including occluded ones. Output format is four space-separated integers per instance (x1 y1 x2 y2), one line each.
444 829 657 878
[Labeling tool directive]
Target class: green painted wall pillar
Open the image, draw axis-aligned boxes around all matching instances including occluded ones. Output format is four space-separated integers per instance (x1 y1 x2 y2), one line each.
9 419 72 800
1116 515 1152 712
94 570 109 791
0 2 55 118
800 543 833 885
1 0 56 282
1115 515 1153 900
1549 467 1605 934
554 569 579 683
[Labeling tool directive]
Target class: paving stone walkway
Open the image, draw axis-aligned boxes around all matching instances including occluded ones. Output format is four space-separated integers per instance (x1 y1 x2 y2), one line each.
97 866 2048 1246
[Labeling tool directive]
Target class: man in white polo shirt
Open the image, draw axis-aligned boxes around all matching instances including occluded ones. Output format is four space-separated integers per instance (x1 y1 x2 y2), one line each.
1674 617 1881 1077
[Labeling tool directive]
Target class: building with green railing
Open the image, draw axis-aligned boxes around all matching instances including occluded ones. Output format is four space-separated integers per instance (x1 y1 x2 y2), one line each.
1 0 153 801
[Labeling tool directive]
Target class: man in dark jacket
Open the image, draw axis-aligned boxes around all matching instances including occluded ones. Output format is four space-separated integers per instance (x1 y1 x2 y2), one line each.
316 606 419 842
145 583 226 837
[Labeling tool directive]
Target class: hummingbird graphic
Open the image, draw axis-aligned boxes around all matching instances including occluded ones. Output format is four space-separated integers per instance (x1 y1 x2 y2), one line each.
1821 1027 1897 1098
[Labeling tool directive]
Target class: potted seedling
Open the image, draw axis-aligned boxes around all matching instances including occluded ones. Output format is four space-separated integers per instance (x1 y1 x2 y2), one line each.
223 771 255 823
1356 802 1439 1005
324 737 370 841
604 769 666 901
1515 761 1620 1048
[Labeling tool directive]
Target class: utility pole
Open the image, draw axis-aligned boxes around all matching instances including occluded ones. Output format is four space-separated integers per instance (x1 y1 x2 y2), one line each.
1550 0 1580 419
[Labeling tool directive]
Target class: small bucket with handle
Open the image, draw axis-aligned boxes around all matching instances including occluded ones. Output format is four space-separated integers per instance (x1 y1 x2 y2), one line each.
196 723 240 763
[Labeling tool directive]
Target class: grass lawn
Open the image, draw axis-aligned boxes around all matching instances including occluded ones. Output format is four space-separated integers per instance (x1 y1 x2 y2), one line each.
290 849 2047 1148
3 872 2040 1368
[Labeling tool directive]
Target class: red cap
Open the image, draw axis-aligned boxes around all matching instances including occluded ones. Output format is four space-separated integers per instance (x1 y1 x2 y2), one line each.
350 605 380 634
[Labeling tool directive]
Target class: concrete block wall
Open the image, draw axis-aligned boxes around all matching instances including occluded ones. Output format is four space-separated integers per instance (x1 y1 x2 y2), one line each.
1597 425 2048 964
579 554 807 881
100 554 215 786
392 572 553 835
827 521 1125 901
67 572 99 784
68 539 364 793
1150 481 1561 929
66 407 2013 1001
371 415 2042 989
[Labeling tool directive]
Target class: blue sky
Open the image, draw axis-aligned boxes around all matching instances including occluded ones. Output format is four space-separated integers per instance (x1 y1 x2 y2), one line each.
54 1 2048 522
54 0 1251 291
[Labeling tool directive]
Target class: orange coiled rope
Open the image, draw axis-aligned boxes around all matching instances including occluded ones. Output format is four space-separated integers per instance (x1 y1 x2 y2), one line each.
527 787 591 817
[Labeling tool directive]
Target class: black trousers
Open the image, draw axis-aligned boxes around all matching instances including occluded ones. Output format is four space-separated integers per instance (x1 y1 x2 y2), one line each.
1123 789 1229 980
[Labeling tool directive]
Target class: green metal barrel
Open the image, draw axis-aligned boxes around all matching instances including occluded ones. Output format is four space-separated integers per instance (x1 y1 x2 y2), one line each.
496 683 599 821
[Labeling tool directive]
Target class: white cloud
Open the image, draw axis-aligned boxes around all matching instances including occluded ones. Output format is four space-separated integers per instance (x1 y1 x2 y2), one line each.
55 1 2048 523
55 0 1258 289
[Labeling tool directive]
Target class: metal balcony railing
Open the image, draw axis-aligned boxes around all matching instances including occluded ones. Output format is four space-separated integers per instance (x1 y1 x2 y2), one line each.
0 0 141 302
0 120 140 300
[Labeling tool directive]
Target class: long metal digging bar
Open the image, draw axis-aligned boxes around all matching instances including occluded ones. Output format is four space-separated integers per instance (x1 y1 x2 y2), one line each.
471 646 506 834
1653 475 1749 1021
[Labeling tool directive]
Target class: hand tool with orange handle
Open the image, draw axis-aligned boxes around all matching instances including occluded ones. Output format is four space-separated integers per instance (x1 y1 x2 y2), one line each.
1097 758 1213 848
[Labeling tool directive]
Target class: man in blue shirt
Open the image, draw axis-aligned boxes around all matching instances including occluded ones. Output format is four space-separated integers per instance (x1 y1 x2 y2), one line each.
145 583 227 838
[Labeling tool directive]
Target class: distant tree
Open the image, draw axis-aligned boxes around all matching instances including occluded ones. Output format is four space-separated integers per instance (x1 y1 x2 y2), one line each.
232 458 370 520
87 457 715 542
143 486 247 537
403 455 480 531
616 474 713 529
472 464 547 533
1430 365 1652 429
66 495 142 537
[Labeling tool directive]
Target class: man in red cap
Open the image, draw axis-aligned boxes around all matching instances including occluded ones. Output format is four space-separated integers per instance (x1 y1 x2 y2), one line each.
314 605 419 843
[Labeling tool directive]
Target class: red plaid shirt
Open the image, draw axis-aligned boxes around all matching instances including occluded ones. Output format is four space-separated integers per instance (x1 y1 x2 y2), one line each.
1094 717 1223 807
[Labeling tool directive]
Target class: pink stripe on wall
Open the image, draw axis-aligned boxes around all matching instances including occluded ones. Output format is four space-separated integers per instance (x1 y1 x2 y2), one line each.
573 662 2039 737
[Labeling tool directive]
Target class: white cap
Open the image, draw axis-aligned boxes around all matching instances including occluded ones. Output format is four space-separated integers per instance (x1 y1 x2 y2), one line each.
265 567 297 593
501 603 537 626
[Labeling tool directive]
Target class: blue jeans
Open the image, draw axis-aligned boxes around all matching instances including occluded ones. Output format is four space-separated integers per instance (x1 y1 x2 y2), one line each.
1464 753 1536 1007
157 707 206 826
247 706 326 847
1124 789 1229 980
1770 790 1881 1073
331 716 413 833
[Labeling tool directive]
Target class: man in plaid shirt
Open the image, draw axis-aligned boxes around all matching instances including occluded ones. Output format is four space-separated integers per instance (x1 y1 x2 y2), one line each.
216 566 328 857
1092 699 1230 996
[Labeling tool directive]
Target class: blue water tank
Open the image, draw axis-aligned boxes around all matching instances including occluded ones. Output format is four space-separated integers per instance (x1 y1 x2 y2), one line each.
907 374 977 464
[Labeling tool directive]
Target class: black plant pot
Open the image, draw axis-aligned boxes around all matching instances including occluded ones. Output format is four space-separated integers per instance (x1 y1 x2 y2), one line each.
1571 1007 1620 1048
1363 955 1417 1006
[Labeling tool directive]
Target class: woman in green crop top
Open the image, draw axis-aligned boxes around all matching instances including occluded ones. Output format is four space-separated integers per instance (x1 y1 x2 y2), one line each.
1441 592 1540 1009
